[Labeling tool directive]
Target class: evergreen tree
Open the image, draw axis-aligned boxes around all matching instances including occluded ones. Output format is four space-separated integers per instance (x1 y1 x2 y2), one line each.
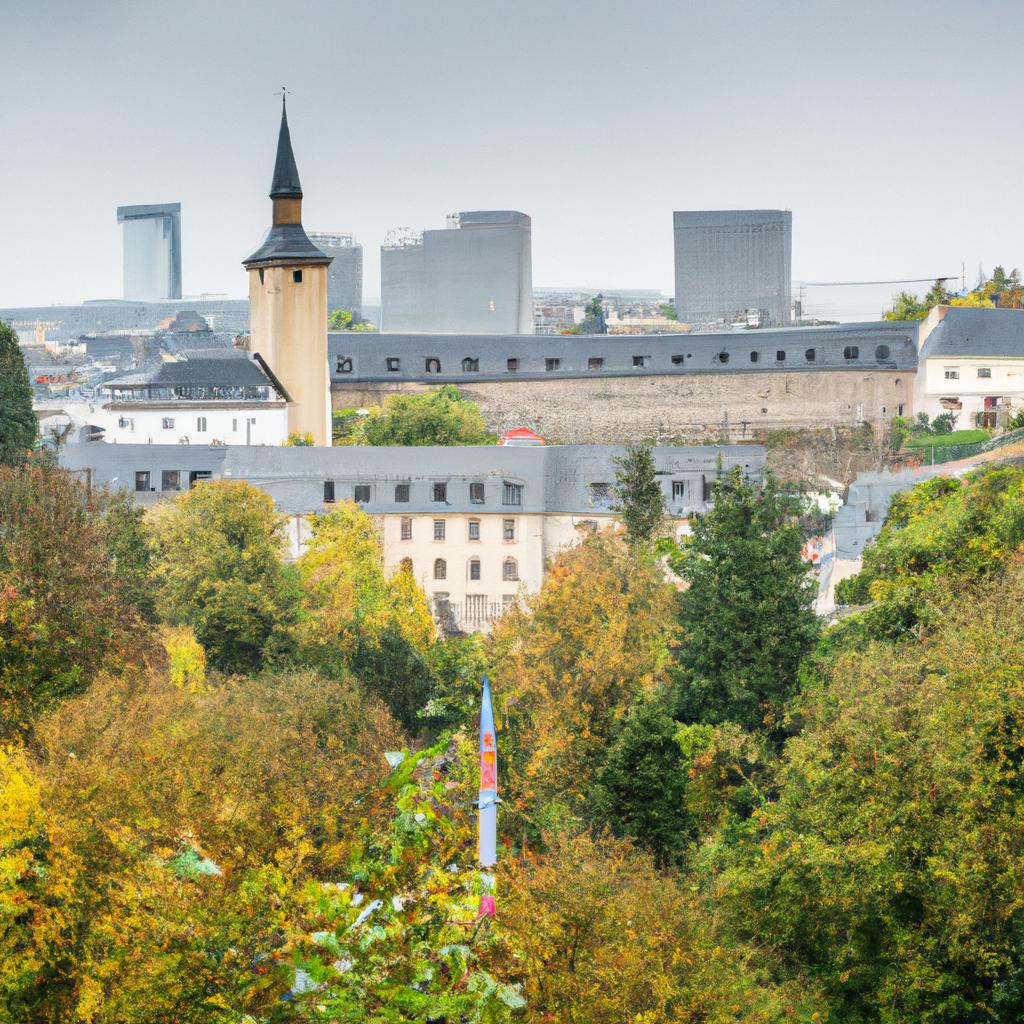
669 467 818 733
612 444 666 544
0 321 36 465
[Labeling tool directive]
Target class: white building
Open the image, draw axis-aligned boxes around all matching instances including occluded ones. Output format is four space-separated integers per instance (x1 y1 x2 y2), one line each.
96 350 290 446
916 306 1024 427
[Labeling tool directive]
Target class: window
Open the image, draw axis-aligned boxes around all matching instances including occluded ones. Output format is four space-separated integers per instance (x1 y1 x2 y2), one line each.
189 470 212 488
434 558 447 580
944 367 960 380
507 358 519 372
717 351 730 364
118 416 131 429
978 367 992 378
433 519 446 541
324 480 336 503
470 481 485 504
462 357 479 372
672 354 685 365
292 270 303 283
633 355 649 367
805 348 816 362
468 519 481 541
672 480 687 501
161 470 181 491
232 419 238 432
545 358 561 371
395 483 410 502
503 518 516 541
469 558 481 581
196 416 207 432
588 357 605 370
433 482 448 503
134 471 151 492
776 350 786 362
843 345 860 360
400 517 412 540
503 481 523 506
258 268 265 285
425 357 441 373
875 344 891 360
354 484 371 503
702 475 714 502
502 557 519 582
502 593 515 607
162 417 174 429
588 482 611 505
386 357 400 371
336 356 353 374
749 351 759 363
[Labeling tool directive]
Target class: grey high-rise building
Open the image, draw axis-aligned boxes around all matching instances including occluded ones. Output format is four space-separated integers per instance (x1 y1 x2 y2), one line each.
381 211 533 334
673 210 791 329
308 232 363 320
117 203 182 301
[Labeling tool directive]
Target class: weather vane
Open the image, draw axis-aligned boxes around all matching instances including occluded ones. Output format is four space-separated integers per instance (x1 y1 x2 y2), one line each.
274 85 291 104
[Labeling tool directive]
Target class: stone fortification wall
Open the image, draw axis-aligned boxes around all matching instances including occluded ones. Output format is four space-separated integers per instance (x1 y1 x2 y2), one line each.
332 370 914 444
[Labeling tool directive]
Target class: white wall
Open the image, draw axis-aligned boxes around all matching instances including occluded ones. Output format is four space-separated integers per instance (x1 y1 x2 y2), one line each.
918 356 1024 423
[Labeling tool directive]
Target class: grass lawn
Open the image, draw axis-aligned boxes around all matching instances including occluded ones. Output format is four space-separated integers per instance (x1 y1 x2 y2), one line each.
906 429 990 448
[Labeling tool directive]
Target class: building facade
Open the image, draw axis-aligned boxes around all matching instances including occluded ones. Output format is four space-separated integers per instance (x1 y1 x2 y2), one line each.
117 203 182 301
330 321 918 441
674 210 791 330
243 99 332 445
381 211 533 334
308 232 363 320
915 305 1024 427
59 443 765 633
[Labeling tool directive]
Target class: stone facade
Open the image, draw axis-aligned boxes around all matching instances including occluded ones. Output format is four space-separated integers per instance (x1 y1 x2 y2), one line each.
333 369 914 443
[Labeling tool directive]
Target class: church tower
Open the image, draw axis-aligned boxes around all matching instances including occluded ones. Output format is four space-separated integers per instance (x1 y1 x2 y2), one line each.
243 98 332 445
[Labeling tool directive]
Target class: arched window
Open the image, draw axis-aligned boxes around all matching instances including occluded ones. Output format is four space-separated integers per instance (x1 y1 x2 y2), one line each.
462 357 479 372
805 348 816 362
875 344 891 360
425 357 441 373
502 557 519 582
469 558 481 581
843 345 859 360
434 558 447 580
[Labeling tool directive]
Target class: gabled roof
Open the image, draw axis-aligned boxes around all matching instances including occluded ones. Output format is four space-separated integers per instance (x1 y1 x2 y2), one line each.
921 307 1024 358
105 350 284 393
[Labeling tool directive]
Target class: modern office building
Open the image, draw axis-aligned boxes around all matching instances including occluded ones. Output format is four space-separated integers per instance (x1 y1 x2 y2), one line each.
673 210 791 330
116 203 182 301
308 232 363 320
381 211 533 334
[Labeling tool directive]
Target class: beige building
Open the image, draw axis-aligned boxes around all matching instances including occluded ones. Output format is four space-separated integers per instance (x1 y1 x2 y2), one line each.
243 98 332 445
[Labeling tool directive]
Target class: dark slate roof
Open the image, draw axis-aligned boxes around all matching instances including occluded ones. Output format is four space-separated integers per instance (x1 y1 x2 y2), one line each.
329 320 919 384
921 307 1024 358
243 223 331 266
105 351 278 390
270 100 302 199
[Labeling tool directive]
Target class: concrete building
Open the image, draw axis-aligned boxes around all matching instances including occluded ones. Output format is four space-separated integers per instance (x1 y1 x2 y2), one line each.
58 442 765 633
674 210 791 330
243 99 332 445
381 212 533 334
329 321 918 442
117 203 182 301
915 305 1024 427
308 233 363 320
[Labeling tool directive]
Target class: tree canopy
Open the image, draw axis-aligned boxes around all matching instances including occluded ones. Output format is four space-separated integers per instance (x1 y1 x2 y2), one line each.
612 444 666 545
342 385 496 446
0 321 36 466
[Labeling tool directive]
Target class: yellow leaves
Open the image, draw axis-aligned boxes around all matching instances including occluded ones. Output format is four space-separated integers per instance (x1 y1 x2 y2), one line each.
0 744 41 846
161 625 207 692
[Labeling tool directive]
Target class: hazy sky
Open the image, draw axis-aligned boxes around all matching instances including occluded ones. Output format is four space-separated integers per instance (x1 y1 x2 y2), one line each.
2 0 1021 318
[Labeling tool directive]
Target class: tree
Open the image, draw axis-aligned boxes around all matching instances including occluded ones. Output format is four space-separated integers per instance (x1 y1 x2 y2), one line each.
0 322 36 466
668 468 819 733
581 293 607 334
658 301 678 321
612 444 665 544
329 308 378 332
354 385 496 446
489 533 677 833
147 480 301 675
0 463 138 737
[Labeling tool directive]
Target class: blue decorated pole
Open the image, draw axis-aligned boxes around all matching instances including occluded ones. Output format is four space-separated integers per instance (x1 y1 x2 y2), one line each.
477 675 497 917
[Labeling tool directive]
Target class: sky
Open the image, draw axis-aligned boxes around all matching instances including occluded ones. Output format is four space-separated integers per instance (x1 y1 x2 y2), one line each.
1 0 1021 320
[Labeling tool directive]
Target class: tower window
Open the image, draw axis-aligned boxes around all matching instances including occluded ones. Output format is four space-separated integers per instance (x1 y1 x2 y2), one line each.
258 268 265 285
292 270 303 283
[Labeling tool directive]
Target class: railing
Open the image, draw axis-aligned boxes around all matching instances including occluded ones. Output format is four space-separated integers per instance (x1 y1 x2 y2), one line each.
907 425 1024 466
433 600 509 634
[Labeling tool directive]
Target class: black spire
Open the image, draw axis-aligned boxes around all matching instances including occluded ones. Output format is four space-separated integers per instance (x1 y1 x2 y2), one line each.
270 95 303 199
